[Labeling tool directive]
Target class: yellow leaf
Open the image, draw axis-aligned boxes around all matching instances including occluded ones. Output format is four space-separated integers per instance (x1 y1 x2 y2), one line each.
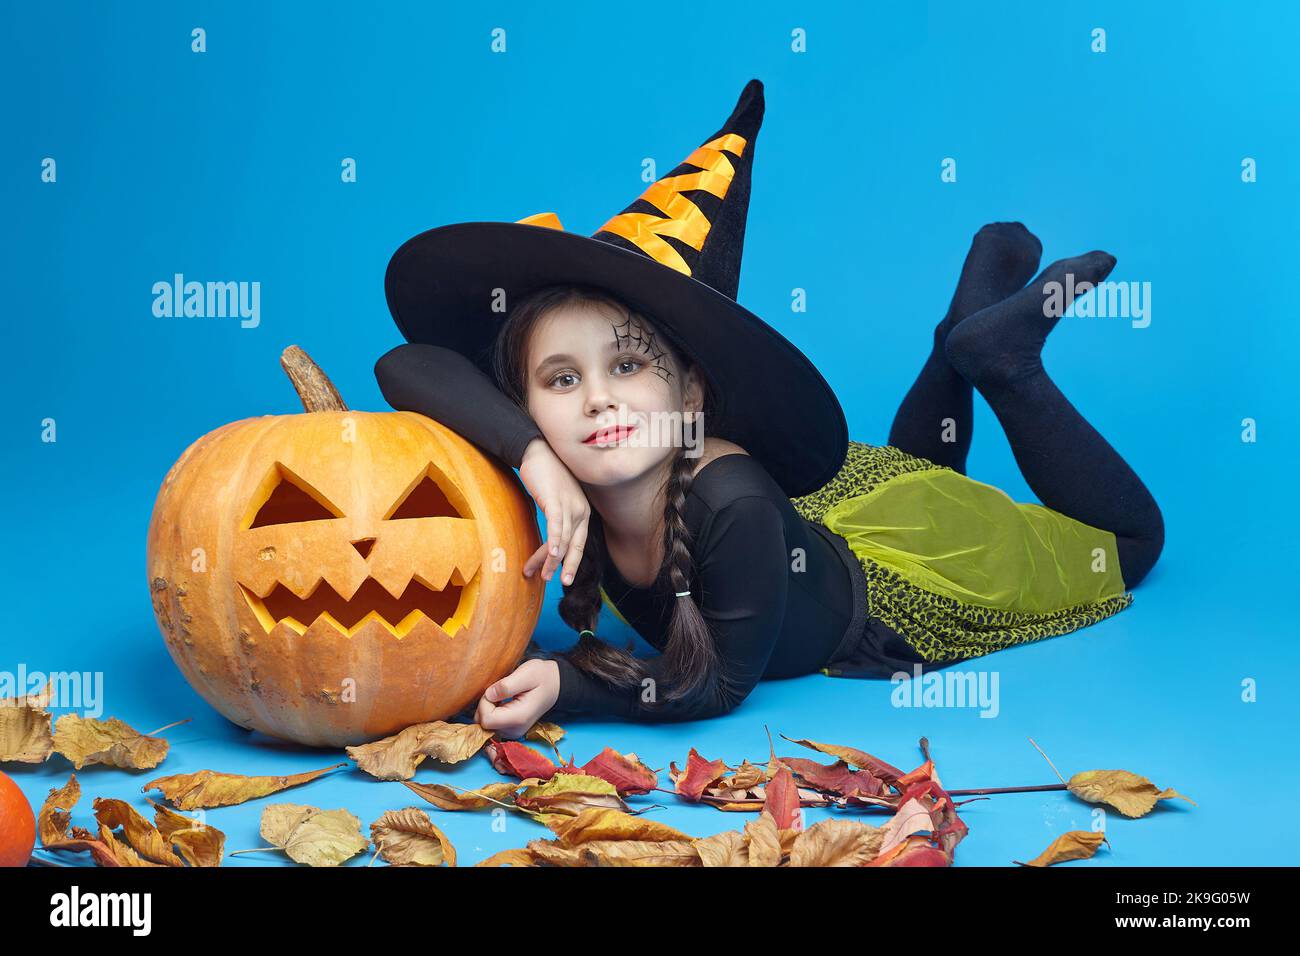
524 721 565 751
370 808 457 867
258 803 369 867
141 762 346 810
515 773 628 818
0 679 54 763
544 807 692 847
1015 830 1110 866
52 714 169 770
346 720 494 781
789 819 886 867
1067 770 1197 818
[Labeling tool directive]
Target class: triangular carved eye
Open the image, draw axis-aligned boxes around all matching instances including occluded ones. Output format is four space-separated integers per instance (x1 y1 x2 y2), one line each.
387 473 461 520
248 465 342 528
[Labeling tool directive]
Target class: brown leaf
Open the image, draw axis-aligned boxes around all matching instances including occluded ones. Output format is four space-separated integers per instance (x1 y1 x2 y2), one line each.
743 811 783 867
92 798 185 866
93 822 165 867
258 803 369 866
1015 830 1111 867
475 847 537 867
147 799 225 867
346 720 494 781
370 808 457 867
1067 770 1196 818
788 819 886 866
35 774 114 863
576 839 700 867
52 714 170 770
0 679 54 763
694 829 749 866
401 779 522 812
141 762 347 810
544 807 692 847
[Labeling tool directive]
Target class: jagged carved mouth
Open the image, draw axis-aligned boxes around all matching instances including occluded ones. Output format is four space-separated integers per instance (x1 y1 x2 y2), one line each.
239 574 476 638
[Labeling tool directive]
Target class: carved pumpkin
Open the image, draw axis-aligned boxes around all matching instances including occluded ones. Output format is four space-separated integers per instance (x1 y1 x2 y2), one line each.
146 345 543 748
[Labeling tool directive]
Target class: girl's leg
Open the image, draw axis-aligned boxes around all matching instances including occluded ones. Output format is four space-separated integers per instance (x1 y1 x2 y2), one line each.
888 223 1042 473
944 252 1165 587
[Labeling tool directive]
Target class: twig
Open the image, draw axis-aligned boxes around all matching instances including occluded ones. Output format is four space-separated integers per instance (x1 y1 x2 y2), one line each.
1028 737 1067 784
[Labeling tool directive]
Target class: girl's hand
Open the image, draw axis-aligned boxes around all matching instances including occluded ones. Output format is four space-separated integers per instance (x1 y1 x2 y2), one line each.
475 659 561 739
517 438 591 587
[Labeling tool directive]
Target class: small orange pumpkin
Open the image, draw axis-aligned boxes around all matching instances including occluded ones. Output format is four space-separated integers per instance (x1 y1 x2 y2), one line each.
146 346 544 747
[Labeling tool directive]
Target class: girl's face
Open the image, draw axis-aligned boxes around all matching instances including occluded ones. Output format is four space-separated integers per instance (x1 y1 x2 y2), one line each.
524 299 703 488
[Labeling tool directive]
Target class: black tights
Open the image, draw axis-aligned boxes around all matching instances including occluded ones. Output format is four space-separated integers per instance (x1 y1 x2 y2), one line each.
886 223 1165 589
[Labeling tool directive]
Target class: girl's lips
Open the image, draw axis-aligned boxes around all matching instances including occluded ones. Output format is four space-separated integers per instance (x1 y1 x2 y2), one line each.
584 425 636 445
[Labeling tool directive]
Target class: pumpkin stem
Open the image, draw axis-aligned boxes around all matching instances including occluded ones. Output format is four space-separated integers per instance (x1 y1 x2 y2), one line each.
281 345 349 412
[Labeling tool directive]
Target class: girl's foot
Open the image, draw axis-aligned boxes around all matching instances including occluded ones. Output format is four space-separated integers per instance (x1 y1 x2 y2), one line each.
944 251 1117 388
936 221 1043 343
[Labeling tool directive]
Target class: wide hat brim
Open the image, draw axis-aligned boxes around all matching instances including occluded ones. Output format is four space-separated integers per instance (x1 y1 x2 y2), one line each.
384 220 847 498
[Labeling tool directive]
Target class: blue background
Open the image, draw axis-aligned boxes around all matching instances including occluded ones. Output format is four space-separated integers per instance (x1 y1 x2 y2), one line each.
3 0 1296 867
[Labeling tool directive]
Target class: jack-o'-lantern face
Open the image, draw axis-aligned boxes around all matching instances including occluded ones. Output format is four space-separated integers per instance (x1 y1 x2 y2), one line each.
237 460 480 639
147 351 544 749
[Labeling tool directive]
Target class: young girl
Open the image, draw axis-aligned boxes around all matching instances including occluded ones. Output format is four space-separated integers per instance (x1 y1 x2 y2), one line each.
374 81 1163 737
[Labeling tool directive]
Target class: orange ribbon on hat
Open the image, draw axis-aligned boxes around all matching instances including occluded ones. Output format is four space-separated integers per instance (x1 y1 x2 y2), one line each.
513 132 748 278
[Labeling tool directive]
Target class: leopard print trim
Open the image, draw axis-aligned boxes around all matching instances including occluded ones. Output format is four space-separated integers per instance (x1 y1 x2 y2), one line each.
790 441 1135 664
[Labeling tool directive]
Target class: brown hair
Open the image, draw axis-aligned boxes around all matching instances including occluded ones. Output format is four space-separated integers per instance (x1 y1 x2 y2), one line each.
491 284 739 705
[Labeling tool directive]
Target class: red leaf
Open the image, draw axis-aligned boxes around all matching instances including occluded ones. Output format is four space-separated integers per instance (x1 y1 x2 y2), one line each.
672 748 728 801
778 756 885 798
578 747 658 796
763 765 802 830
485 739 557 781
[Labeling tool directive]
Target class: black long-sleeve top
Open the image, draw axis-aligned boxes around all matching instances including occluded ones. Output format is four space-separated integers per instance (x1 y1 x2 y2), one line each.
373 343 868 723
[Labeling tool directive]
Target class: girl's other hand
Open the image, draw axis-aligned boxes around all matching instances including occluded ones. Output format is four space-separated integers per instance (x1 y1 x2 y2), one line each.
474 659 561 739
517 438 591 587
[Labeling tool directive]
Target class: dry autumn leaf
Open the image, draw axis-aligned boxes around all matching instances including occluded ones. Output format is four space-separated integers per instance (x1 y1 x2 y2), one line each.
514 773 629 822
370 808 457 867
346 721 494 781
52 714 183 770
0 679 54 763
1015 830 1111 867
402 779 523 812
147 799 225 867
141 762 347 810
36 774 116 863
543 807 692 847
524 720 566 754
252 803 369 867
788 818 886 866
1067 770 1196 819
93 798 186 867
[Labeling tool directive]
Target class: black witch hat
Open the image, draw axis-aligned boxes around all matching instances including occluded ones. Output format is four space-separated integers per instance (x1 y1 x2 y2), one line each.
384 79 847 497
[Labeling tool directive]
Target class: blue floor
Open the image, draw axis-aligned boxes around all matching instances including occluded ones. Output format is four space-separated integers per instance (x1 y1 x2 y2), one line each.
5 1 1298 866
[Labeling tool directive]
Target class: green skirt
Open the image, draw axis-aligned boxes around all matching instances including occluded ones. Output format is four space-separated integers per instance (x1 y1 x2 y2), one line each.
790 441 1134 664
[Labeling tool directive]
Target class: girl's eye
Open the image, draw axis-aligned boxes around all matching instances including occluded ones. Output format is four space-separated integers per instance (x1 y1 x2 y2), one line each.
614 358 643 375
551 372 578 388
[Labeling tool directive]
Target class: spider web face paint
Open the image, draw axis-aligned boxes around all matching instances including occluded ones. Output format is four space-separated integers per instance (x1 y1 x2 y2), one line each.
610 315 673 386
